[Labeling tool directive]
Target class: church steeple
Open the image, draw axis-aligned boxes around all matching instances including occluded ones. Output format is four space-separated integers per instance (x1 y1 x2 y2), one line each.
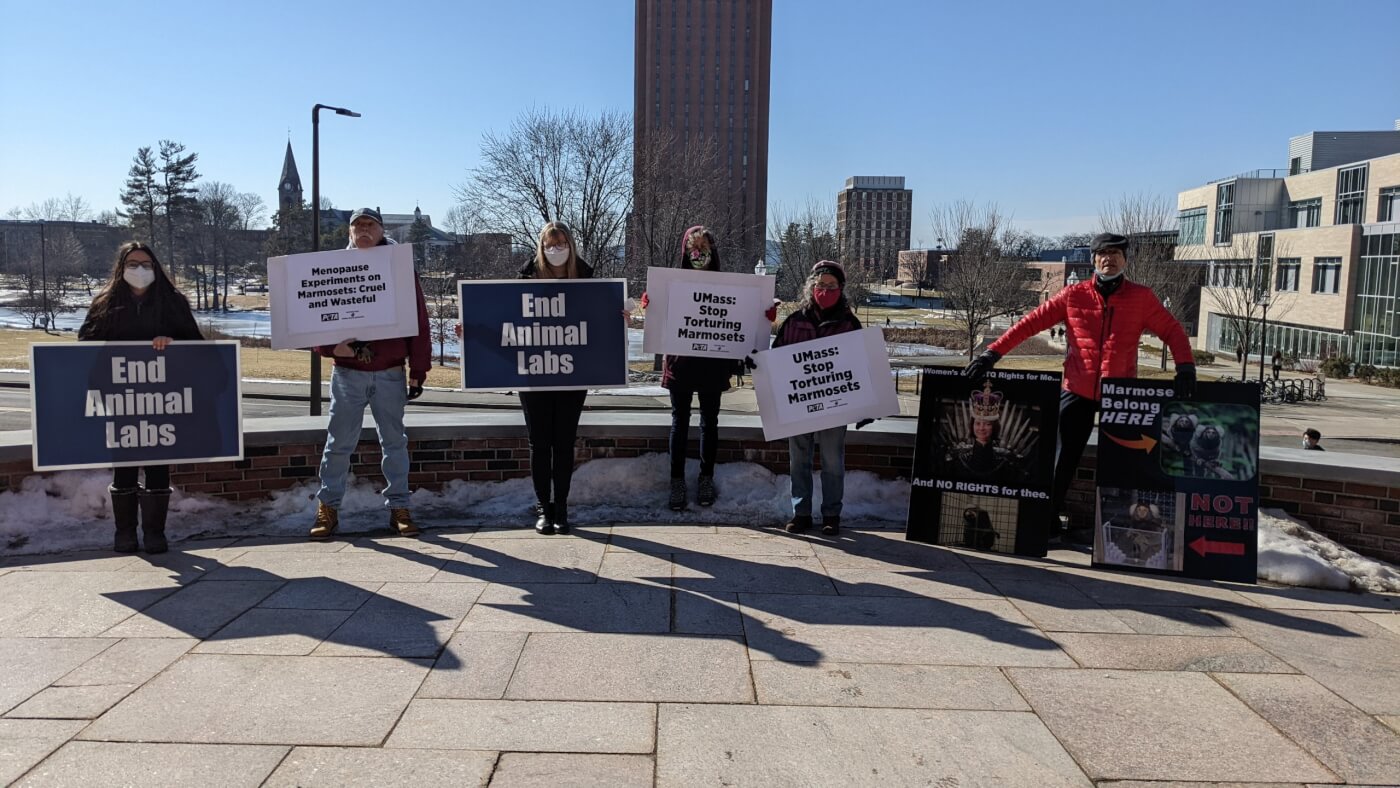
278 141 304 213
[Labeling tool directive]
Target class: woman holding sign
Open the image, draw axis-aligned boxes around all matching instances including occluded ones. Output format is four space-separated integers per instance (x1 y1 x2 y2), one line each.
78 241 203 554
642 227 741 510
772 261 862 536
517 221 592 535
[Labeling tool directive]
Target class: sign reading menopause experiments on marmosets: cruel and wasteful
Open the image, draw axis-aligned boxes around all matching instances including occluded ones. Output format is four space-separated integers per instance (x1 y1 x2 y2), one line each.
30 342 243 471
1094 378 1259 583
267 245 422 350
457 279 629 391
905 368 1061 557
641 267 776 359
750 327 899 441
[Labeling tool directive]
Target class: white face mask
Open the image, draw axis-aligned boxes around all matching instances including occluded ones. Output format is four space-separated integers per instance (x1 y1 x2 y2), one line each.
123 267 156 290
544 246 570 267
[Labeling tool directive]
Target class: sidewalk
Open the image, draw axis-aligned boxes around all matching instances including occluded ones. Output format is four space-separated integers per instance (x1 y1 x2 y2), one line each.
2 523 1398 785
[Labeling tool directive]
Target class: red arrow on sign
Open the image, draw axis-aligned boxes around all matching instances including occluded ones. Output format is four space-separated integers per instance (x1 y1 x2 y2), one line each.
1189 536 1246 558
1105 433 1158 453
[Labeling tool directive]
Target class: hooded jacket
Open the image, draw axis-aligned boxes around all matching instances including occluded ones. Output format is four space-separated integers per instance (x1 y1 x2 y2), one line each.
660 228 736 393
988 276 1192 401
316 235 432 381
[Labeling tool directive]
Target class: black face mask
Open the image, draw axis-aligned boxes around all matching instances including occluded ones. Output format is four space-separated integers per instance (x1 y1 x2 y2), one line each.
1094 272 1124 297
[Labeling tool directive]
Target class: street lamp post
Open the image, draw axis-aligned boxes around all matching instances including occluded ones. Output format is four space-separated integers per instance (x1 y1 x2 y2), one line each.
309 103 361 416
1258 290 1271 385
38 221 49 330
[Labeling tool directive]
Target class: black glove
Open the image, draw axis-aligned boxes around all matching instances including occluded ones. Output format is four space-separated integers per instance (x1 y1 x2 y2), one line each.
962 349 1001 382
855 418 875 430
1174 363 1197 400
406 383 424 401
742 355 757 371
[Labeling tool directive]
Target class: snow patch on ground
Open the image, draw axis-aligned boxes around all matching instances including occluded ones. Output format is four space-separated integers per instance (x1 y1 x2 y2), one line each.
2 458 1395 599
1259 508 1400 594
0 455 906 555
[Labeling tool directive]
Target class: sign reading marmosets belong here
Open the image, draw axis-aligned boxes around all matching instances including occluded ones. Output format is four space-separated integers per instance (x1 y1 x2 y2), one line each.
641 267 775 359
268 244 421 350
30 341 243 471
750 327 898 441
458 279 629 391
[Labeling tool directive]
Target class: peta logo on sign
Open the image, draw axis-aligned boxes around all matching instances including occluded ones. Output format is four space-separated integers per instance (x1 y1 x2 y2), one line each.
320 313 339 322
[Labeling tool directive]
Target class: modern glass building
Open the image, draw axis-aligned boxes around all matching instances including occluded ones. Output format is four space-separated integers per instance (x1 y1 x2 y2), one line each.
1353 225 1400 367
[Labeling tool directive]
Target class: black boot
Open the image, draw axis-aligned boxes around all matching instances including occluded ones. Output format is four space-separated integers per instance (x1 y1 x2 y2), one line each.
109 485 139 553
553 502 570 535
535 502 555 535
139 487 172 554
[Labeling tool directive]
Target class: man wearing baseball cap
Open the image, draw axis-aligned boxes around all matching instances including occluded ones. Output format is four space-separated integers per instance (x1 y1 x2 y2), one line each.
963 232 1195 545
309 207 432 540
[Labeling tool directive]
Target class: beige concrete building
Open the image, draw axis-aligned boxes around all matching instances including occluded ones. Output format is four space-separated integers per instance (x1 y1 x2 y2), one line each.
838 176 913 280
1176 124 1400 368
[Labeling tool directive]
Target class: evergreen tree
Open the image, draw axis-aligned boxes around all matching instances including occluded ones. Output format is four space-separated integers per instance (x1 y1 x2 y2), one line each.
117 146 159 241
157 140 200 276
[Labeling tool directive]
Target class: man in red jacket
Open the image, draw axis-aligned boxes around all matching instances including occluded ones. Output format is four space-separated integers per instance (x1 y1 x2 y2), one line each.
963 233 1195 543
309 207 432 539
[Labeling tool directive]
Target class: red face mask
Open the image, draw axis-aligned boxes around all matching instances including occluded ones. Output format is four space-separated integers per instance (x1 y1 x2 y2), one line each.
813 287 840 309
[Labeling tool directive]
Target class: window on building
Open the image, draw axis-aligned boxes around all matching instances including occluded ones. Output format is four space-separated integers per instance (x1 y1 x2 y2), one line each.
1214 182 1234 244
1275 258 1301 292
1178 207 1207 245
1335 165 1368 224
1288 198 1322 228
1312 257 1342 294
1379 186 1400 222
1289 157 1302 176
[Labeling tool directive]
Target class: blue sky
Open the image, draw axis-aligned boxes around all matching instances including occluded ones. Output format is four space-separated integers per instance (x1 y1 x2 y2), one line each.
2 0 1398 245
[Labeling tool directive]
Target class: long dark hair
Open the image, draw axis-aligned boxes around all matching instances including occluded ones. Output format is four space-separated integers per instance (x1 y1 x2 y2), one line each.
85 241 191 326
678 225 721 271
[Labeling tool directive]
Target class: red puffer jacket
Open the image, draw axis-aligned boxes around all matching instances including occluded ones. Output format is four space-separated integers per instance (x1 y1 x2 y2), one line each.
988 278 1193 401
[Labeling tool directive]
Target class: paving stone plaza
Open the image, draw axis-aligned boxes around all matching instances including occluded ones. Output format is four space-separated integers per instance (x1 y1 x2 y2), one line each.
2 523 1398 786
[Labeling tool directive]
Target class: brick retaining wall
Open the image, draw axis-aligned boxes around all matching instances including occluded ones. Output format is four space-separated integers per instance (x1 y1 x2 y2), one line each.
0 415 1394 565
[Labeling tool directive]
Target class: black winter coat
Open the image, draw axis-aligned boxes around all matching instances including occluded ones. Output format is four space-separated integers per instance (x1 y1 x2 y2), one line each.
78 292 203 342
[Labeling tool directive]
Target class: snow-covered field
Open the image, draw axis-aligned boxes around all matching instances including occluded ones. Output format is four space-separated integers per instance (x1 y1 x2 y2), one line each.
2 455 1396 595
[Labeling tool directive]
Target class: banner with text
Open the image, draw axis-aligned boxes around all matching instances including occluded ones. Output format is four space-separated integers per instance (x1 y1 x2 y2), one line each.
905 368 1061 557
30 341 243 471
751 327 898 441
267 244 421 349
1094 378 1259 583
641 267 776 359
458 278 629 392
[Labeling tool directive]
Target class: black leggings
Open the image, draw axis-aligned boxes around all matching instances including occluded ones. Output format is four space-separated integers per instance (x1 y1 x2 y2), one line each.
669 387 721 478
112 465 170 491
1053 391 1100 519
519 390 587 505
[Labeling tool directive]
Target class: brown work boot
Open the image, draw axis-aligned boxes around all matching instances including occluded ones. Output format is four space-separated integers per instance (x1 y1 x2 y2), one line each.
309 502 339 539
389 508 421 537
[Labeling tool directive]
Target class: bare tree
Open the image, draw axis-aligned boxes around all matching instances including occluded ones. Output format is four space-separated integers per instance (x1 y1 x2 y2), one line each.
768 199 840 301
931 201 1035 360
629 128 743 291
1199 233 1297 378
454 107 632 277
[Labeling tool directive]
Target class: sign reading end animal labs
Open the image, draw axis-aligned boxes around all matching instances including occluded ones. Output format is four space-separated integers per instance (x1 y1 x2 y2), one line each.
267 244 422 350
751 327 898 441
30 342 244 471
641 267 775 359
457 278 629 391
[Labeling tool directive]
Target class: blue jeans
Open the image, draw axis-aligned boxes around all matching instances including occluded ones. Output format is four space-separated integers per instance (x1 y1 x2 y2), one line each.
789 425 847 518
317 366 410 509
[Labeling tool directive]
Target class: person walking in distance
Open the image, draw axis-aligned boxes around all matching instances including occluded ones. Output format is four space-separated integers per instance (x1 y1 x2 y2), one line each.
963 233 1195 544
1302 428 1325 451
80 241 203 554
309 208 430 540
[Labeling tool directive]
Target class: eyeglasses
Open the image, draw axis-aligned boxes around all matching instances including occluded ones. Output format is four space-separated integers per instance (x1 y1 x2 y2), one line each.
124 261 154 270
813 284 840 291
